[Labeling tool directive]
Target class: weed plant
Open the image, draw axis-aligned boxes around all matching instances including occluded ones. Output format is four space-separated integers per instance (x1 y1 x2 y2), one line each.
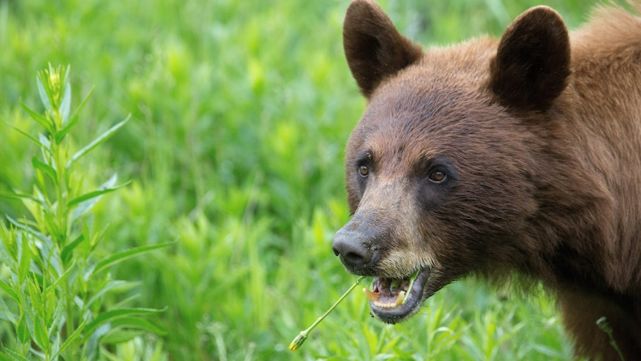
0 66 167 360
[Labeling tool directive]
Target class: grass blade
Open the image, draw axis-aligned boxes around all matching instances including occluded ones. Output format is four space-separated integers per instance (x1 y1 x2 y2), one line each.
109 317 167 336
82 307 165 340
69 174 122 220
67 180 130 208
85 281 138 309
67 115 130 167
89 242 172 278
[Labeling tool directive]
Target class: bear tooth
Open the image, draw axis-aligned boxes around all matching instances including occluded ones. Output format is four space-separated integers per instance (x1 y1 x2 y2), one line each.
374 300 392 308
395 291 406 306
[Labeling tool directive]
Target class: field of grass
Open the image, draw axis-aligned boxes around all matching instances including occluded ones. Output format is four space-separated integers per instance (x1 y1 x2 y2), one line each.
0 0 611 360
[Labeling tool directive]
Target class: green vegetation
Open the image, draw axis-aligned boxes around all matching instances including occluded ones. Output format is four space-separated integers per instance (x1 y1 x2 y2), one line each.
0 0 607 360
1 65 169 360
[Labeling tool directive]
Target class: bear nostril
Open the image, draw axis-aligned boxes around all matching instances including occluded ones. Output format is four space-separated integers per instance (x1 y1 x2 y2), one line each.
343 251 366 264
332 230 371 268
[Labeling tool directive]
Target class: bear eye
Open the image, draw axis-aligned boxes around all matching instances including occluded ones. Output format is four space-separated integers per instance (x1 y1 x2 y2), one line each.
358 165 369 177
428 169 447 183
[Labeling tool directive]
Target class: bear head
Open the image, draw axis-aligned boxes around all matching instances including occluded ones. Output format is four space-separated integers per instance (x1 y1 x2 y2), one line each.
334 0 573 323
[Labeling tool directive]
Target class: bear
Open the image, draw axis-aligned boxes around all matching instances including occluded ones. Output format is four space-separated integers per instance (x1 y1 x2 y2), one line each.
331 1 641 360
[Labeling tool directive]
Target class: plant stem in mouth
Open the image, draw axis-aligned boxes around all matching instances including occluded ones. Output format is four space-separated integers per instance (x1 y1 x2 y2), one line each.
289 276 365 351
403 271 418 304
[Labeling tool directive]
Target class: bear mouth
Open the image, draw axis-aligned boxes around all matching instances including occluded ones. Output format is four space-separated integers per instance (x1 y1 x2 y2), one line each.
364 267 431 323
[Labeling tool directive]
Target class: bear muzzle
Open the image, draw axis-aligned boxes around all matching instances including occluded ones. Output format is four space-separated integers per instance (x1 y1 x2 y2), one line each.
332 216 382 275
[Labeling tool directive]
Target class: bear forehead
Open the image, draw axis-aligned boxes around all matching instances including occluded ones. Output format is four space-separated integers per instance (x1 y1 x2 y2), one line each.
359 76 500 142
348 39 524 166
351 84 520 171
361 42 501 132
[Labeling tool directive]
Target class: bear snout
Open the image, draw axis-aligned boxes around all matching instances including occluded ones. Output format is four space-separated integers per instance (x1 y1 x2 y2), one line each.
332 216 384 275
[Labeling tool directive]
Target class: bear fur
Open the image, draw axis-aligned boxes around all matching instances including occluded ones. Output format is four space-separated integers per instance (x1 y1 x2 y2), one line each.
334 1 641 360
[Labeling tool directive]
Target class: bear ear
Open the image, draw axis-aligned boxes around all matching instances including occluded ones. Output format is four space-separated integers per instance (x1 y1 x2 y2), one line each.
343 0 422 98
489 6 571 111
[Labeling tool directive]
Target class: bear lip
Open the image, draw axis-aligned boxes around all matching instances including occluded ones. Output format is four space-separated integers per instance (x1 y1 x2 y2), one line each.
368 267 431 323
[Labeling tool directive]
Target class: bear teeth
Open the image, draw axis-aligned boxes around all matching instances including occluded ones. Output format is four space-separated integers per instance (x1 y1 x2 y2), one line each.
366 276 412 307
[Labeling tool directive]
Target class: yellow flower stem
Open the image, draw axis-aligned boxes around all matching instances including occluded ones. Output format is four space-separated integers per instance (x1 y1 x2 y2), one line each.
289 276 365 351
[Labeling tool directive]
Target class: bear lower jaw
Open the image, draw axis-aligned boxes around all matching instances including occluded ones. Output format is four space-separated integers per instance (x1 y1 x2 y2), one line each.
368 267 432 323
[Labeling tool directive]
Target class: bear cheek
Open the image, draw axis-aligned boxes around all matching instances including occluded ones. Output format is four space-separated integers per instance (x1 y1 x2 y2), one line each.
416 183 448 213
412 187 474 270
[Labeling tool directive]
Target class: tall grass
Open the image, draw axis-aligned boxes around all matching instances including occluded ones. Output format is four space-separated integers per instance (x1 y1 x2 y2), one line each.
0 0 610 360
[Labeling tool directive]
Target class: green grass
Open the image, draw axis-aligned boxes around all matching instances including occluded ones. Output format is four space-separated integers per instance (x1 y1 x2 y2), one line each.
0 0 611 360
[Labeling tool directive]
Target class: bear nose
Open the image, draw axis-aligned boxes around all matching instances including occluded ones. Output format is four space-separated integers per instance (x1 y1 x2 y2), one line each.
332 228 372 271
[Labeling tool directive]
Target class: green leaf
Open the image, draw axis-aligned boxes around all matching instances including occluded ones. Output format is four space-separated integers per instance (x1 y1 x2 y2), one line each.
100 329 144 345
16 312 29 344
32 157 58 185
30 230 64 276
60 68 72 123
100 318 167 345
67 115 130 167
61 234 84 264
6 216 48 243
0 191 42 204
45 261 76 294
16 234 31 283
86 280 138 309
36 76 52 113
0 279 19 304
38 133 51 151
56 87 93 143
89 242 172 278
55 319 87 358
110 317 167 335
0 297 17 323
67 180 130 208
5 122 47 149
82 307 165 340
33 314 50 353
21 103 52 132
69 175 123 220
0 349 28 361
84 323 110 360
26 279 44 319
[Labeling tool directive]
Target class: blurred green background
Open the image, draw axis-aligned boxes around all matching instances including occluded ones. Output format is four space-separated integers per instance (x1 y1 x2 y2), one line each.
0 0 608 360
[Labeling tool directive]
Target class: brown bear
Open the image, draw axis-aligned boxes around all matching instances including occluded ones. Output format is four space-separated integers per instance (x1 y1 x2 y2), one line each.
331 1 641 360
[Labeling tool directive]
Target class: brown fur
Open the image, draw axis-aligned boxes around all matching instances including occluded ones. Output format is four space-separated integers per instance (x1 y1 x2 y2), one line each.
339 1 641 359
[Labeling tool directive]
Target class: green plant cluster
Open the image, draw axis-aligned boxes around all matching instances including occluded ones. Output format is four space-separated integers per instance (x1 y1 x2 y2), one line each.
1 65 168 360
0 0 604 360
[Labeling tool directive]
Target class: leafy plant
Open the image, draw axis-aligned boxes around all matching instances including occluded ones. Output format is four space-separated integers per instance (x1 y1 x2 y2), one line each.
0 65 168 360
